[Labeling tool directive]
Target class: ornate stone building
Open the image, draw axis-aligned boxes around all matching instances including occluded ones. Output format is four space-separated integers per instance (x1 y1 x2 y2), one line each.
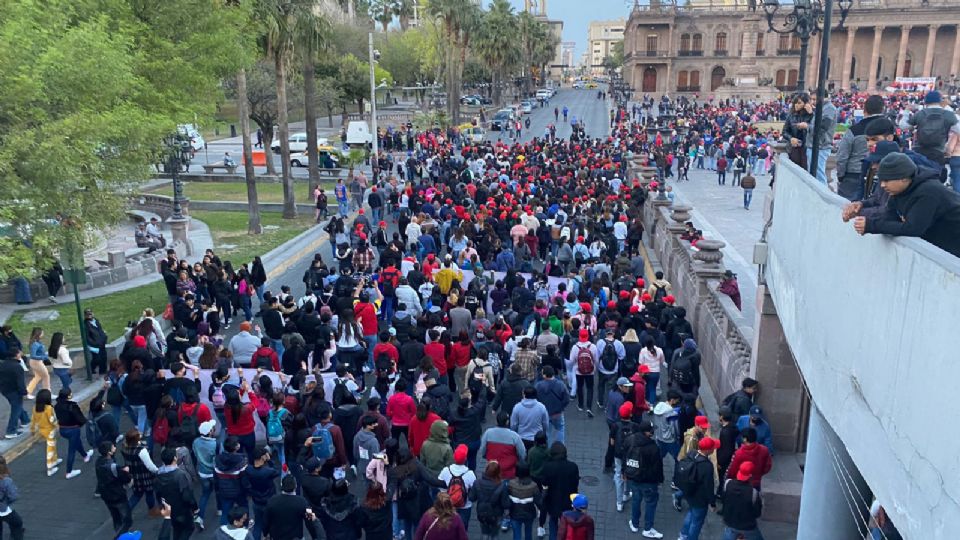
622 0 960 96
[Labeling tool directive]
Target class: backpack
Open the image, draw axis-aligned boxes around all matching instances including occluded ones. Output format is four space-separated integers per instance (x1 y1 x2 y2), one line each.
253 350 274 370
670 352 695 387
564 519 589 540
267 408 288 442
575 344 595 375
623 433 647 481
620 353 638 379
916 109 949 150
380 269 398 297
675 455 700 494
397 473 420 500
600 342 618 372
106 374 126 406
85 412 103 449
332 379 351 408
210 384 227 409
311 423 335 461
652 284 667 303
174 404 201 446
483 343 503 379
152 413 171 446
375 353 394 378
447 471 467 508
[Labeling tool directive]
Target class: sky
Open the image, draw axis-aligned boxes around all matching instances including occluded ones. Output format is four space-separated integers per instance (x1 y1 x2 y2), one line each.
481 0 632 59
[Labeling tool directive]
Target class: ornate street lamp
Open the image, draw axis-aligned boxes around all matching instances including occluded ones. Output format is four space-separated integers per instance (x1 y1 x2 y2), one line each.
763 0 852 93
165 133 190 220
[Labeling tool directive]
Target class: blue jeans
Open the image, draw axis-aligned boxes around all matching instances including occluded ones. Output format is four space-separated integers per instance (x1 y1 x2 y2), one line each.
337 199 349 217
680 505 709 540
219 497 249 526
723 526 764 540
645 372 660 405
371 207 382 223
950 156 960 193
512 519 534 540
198 476 215 519
53 368 72 391
129 489 156 512
628 481 659 531
270 339 285 360
743 189 754 209
270 441 286 475
806 148 830 184
241 296 252 322
252 502 267 540
364 333 378 371
392 502 401 538
3 392 28 435
60 427 85 472
111 402 136 428
130 404 147 434
548 414 566 446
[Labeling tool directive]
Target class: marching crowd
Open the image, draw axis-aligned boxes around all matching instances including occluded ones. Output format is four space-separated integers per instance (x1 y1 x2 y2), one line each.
14 86 951 540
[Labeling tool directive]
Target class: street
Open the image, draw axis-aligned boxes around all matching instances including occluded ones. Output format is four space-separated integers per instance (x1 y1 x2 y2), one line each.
484 87 614 144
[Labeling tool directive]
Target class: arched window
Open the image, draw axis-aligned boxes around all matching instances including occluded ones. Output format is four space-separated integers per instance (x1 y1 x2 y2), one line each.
692 33 703 53
678 70 689 89
715 32 728 54
680 33 691 53
711 66 726 90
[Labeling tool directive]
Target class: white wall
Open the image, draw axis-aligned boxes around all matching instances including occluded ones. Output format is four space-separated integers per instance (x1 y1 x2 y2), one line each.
765 160 960 539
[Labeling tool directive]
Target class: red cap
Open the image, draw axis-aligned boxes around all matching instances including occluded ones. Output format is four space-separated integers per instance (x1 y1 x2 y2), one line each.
358 232 367 241
371 187 377 192
133 336 146 348
636 278 645 287
736 461 755 482
641 293 653 303
579 302 591 313
638 364 651 374
454 444 468 465
629 305 640 313
578 329 590 342
606 300 616 309
698 437 720 452
379 221 386 226
619 402 634 419
620 215 628 222
695 415 710 430
619 291 630 299
358 209 365 215
576 236 585 243
663 295 675 305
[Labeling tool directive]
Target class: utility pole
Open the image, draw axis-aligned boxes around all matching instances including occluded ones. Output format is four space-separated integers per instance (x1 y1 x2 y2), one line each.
368 32 379 178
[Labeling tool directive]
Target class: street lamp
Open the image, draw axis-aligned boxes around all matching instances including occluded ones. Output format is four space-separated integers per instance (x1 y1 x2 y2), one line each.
165 133 189 221
763 0 852 93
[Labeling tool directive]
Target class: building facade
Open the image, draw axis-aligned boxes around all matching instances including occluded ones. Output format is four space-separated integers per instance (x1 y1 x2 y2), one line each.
622 0 960 96
588 19 627 76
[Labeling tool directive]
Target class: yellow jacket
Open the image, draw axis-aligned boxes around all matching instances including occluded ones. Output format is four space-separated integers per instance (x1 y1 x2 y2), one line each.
30 404 57 437
435 267 463 295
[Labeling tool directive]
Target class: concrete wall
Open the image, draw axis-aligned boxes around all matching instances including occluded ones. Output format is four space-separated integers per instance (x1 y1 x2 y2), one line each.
766 159 960 539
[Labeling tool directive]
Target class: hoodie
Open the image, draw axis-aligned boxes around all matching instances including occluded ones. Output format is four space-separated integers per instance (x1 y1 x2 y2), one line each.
214 525 253 540
319 493 361 540
863 171 960 257
557 510 595 540
651 401 679 444
353 428 381 480
510 398 549 442
419 420 453 477
214 452 250 501
192 435 219 478
479 426 526 479
727 442 773 489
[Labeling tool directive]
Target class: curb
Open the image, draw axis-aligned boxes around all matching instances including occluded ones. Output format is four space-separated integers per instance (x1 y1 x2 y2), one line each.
2 380 104 462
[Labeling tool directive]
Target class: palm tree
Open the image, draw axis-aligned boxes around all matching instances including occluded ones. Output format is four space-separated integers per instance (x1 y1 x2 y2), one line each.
397 0 415 30
517 12 552 96
475 0 519 107
427 0 480 123
299 13 329 195
236 68 262 234
258 0 319 219
370 0 396 32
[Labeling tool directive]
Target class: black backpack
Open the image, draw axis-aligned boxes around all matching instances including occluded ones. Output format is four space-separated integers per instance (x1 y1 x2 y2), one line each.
254 351 274 370
652 284 668 303
173 405 200 446
620 354 638 379
600 342 618 372
670 352 695 387
332 379 351 408
375 353 394 378
675 455 700 494
622 432 646 481
380 269 398 297
397 473 420 500
916 109 949 150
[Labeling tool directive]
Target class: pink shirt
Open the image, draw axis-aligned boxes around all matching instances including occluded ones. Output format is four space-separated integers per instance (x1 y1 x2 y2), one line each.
386 392 416 427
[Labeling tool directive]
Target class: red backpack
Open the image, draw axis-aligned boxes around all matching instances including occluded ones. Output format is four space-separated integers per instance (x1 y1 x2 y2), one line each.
576 344 594 375
152 413 171 446
447 471 467 508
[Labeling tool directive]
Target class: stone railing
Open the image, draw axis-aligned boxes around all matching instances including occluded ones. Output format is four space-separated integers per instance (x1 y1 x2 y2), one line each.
129 193 190 220
641 188 752 401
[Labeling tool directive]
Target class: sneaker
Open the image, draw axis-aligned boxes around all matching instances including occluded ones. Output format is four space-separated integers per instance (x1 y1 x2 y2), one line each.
586 409 594 418
670 482 677 491
24 395 35 400
576 406 583 411
194 516 205 532
49 296 57 303
642 529 664 539
537 527 546 537
623 492 632 503
616 502 623 512
3 433 20 439
628 521 639 533
83 449 94 463
65 470 82 479
47 467 59 477
672 496 682 512
54 458 63 466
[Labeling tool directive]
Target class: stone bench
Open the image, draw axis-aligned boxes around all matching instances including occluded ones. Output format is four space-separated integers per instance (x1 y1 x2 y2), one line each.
126 209 163 224
202 161 238 174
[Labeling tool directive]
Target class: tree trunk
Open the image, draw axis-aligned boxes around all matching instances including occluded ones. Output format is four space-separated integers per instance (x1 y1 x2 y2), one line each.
381 21 388 33
259 127 278 176
276 51 296 219
326 104 334 127
492 69 502 107
237 69 262 235
303 43 320 191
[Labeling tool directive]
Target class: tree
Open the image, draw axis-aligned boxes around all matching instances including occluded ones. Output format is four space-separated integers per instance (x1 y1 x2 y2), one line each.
427 0 480 122
297 12 330 195
236 68 262 234
0 0 250 281
475 0 519 107
369 0 398 32
517 12 554 95
397 0 416 30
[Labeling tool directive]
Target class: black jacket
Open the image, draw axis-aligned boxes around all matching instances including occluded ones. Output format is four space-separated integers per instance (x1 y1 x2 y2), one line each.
491 373 530 415
623 432 663 484
96 456 132 504
296 313 322 346
155 467 198 527
541 458 580 516
263 309 285 340
0 359 26 396
54 400 87 428
721 479 763 530
683 454 717 508
263 492 321 540
722 390 754 419
864 174 960 257
449 397 486 446
301 473 332 511
716 423 740 469
359 504 392 540
318 493 362 540
84 318 108 348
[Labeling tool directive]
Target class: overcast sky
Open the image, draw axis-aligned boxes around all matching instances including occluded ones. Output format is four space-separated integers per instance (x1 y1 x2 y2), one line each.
481 0 631 59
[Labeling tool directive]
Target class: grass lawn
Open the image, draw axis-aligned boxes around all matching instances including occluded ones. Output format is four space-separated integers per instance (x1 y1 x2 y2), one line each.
5 211 316 345
144 180 335 204
190 210 316 267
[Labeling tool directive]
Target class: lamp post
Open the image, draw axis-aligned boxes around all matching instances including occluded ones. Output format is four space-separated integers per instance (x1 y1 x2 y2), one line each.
368 32 379 174
166 133 187 220
762 0 852 93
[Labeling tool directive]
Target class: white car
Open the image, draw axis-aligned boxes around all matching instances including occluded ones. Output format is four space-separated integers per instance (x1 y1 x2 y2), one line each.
271 133 329 154
177 124 205 152
520 101 533 113
536 89 551 99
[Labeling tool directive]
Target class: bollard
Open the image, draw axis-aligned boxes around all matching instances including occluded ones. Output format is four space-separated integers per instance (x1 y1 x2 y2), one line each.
230 125 237 138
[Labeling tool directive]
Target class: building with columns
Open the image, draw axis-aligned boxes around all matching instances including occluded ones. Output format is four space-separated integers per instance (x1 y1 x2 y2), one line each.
622 0 960 96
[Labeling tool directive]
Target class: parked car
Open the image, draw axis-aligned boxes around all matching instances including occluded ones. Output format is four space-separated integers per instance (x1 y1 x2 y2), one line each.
290 145 341 168
520 100 533 113
460 96 481 106
176 124 205 152
536 89 551 100
489 111 512 131
461 126 486 143
271 133 329 154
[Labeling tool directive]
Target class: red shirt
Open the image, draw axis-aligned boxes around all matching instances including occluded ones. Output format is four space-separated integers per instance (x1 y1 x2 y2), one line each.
225 390 263 436
450 342 472 369
372 342 399 366
177 402 213 425
386 392 416 427
354 302 379 336
423 342 448 375
408 412 441 457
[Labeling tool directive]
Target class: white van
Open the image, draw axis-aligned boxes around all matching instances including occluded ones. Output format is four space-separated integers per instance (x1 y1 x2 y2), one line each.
346 121 373 146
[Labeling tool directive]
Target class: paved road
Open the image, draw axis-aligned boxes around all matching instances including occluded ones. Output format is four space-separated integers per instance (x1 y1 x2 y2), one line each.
484 87 614 144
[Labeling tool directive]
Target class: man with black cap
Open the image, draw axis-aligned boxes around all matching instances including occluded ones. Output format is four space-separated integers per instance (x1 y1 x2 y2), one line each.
835 95 888 200
622 419 664 538
908 90 960 167
852 152 960 257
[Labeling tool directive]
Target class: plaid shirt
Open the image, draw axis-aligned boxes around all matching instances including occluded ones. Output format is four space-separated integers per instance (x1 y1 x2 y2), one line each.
513 348 540 382
353 248 375 272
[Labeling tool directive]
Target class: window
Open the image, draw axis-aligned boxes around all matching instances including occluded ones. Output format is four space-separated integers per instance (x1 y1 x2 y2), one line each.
693 33 703 52
776 69 786 87
678 70 689 88
690 70 700 88
788 69 798 87
778 34 790 51
647 35 658 54
756 32 765 55
680 33 691 52
791 35 800 50
715 32 727 53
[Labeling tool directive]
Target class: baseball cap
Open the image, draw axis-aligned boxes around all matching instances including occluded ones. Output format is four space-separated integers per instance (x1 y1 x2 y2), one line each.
736 461 755 482
616 376 632 387
570 493 588 509
695 415 710 430
698 437 720 452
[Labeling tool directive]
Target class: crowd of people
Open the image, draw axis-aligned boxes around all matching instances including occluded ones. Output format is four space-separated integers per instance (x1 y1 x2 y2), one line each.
6 84 950 540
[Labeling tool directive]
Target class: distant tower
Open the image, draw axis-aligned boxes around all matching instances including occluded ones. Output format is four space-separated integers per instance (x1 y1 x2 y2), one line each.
525 0 547 16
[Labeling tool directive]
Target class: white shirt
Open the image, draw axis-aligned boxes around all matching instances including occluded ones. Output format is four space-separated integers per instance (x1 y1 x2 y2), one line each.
438 464 476 509
614 221 628 240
